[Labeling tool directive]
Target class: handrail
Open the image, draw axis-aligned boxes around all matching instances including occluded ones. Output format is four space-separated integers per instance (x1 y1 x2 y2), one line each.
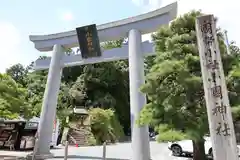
68 134 77 144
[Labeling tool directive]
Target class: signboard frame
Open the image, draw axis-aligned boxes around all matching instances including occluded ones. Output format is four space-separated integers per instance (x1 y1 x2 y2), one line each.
76 24 102 59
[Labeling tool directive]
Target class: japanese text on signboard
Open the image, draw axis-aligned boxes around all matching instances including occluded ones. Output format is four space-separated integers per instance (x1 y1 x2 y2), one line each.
200 19 230 137
76 24 101 58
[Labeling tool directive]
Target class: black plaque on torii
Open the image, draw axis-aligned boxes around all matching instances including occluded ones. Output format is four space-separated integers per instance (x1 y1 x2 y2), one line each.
76 24 102 59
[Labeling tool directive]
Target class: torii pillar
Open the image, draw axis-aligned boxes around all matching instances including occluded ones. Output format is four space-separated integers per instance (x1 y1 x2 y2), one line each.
129 29 150 160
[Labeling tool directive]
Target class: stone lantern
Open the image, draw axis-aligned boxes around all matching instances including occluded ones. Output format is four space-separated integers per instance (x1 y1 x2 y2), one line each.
73 107 89 127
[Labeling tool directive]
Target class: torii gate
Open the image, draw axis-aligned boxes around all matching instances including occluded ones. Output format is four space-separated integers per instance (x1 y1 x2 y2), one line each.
29 3 177 160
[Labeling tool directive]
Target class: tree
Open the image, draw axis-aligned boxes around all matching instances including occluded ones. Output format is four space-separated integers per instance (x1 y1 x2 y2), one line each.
0 73 32 119
138 11 240 160
26 69 75 124
25 70 48 116
69 61 130 132
6 63 28 87
69 39 131 133
24 50 82 119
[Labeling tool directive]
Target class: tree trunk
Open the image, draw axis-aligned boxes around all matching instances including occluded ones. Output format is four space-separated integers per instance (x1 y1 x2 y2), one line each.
192 139 207 160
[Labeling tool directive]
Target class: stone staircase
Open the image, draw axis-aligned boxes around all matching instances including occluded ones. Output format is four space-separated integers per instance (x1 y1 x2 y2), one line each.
66 118 95 146
68 128 87 146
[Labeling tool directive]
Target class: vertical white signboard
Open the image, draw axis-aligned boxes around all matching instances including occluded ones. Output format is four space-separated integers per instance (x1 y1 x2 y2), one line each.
196 15 238 160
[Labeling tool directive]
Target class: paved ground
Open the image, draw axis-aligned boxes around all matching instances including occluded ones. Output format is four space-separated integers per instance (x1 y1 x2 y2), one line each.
0 142 189 160
50 142 189 160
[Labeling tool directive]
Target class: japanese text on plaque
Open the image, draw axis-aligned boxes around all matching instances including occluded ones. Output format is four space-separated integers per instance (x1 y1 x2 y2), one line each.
200 19 230 137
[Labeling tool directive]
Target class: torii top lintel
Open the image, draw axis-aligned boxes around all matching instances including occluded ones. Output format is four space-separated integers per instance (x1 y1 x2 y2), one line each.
29 2 177 52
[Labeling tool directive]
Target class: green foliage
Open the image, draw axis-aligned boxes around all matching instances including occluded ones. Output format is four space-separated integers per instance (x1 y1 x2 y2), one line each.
232 106 240 121
3 39 131 140
101 39 124 50
156 130 188 142
139 10 240 143
25 70 48 116
83 128 97 146
89 108 124 145
2 11 239 153
69 40 131 133
86 133 97 146
0 73 32 119
6 63 28 87
152 124 188 142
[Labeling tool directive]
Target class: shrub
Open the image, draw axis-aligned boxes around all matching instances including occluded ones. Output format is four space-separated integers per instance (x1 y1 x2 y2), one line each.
155 124 188 142
89 108 124 145
85 128 97 146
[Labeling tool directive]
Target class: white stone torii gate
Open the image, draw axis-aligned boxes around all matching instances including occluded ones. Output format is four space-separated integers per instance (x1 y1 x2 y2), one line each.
29 3 177 160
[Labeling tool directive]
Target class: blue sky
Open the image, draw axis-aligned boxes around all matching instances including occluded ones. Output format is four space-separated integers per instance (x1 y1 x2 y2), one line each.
0 0 143 73
0 0 239 73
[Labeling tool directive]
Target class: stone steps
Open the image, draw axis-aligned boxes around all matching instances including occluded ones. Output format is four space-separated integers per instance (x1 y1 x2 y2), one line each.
68 129 87 146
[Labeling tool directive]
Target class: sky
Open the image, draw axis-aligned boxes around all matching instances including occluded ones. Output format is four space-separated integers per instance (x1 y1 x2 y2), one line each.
0 0 239 73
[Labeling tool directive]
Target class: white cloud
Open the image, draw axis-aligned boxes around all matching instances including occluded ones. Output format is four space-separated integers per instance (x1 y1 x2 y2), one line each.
0 22 21 73
132 0 240 45
59 10 74 22
132 0 162 11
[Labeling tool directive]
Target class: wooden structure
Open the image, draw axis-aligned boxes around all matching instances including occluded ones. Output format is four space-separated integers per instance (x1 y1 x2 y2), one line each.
0 120 24 150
